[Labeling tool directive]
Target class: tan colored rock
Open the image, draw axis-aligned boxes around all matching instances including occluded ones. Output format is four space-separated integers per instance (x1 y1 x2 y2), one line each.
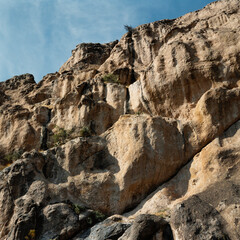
0 0 240 239
59 41 118 88
113 0 240 119
0 75 41 160
1 0 240 164
59 41 118 73
50 79 127 135
125 119 240 239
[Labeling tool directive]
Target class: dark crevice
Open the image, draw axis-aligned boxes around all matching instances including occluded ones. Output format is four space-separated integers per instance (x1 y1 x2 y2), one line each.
139 76 153 116
40 108 52 150
124 87 130 114
130 68 136 84
127 29 138 84
89 120 97 135
163 223 174 240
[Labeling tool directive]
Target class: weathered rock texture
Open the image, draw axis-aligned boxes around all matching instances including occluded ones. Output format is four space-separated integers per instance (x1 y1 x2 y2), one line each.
0 0 240 239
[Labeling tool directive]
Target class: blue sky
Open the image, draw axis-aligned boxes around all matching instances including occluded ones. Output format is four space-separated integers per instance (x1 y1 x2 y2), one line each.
0 0 215 82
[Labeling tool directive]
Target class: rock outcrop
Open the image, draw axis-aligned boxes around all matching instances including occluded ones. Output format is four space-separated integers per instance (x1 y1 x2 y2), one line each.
0 0 240 239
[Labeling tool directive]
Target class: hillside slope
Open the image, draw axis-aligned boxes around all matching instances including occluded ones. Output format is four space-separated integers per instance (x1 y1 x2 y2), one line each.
0 0 239 239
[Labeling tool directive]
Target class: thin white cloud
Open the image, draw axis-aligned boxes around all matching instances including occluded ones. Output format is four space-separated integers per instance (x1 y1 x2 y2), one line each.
0 0 215 82
0 0 143 81
0 0 47 81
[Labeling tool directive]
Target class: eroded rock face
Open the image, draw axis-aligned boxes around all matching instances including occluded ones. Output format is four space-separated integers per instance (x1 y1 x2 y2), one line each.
0 0 240 239
119 214 173 240
171 196 230 240
59 41 118 74
126 118 240 240
73 215 131 240
50 79 127 135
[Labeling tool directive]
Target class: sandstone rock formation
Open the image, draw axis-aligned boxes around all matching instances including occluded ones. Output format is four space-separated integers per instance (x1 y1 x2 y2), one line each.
0 0 240 239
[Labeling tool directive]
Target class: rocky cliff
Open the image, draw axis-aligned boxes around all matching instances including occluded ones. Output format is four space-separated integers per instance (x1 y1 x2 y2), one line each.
0 0 240 239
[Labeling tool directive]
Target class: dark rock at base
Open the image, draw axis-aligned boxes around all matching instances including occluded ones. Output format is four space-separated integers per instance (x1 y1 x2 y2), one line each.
119 214 173 240
74 215 131 240
171 195 231 240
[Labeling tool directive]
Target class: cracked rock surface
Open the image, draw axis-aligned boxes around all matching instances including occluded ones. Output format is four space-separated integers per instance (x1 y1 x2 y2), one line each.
0 0 240 239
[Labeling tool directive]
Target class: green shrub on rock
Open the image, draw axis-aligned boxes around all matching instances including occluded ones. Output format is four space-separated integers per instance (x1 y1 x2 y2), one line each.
52 127 68 146
72 204 86 215
102 73 119 84
48 125 92 147
79 126 91 137
4 149 23 164
24 229 35 240
93 210 106 222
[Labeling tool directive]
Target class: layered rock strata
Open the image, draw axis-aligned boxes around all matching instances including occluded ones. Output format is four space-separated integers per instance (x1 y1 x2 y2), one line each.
0 0 240 239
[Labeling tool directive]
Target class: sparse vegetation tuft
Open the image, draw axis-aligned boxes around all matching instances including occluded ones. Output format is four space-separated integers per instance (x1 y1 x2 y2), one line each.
72 204 86 215
86 210 106 226
102 73 119 84
4 149 23 164
79 126 91 137
136 111 143 116
155 208 170 219
48 125 92 147
87 217 93 225
69 201 106 225
124 24 134 33
93 210 106 222
52 126 69 146
24 229 35 240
